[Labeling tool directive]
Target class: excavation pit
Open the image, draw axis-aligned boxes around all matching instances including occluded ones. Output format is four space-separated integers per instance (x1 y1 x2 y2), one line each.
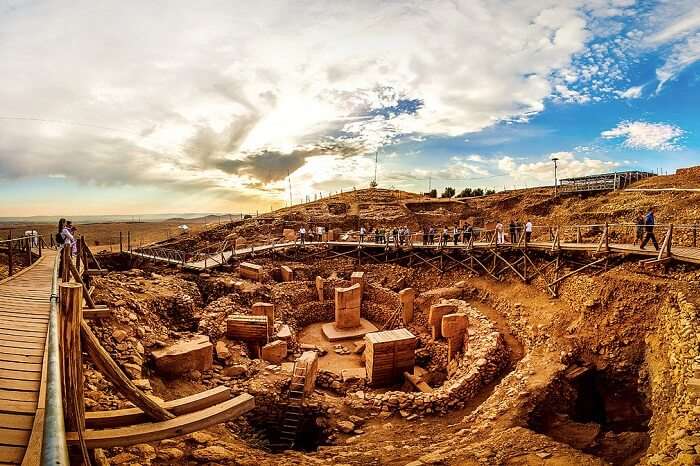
528 366 652 465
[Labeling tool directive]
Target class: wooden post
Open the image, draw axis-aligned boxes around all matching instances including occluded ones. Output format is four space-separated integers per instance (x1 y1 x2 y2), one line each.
80 320 175 421
76 237 82 274
7 231 13 277
576 226 582 244
67 255 96 309
59 283 85 432
127 231 131 252
694 225 697 248
80 237 89 271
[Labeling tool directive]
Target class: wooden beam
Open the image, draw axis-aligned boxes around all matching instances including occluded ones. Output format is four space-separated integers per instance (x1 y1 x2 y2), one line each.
67 256 95 309
83 305 111 319
66 394 255 448
80 320 175 422
85 386 231 429
547 257 606 288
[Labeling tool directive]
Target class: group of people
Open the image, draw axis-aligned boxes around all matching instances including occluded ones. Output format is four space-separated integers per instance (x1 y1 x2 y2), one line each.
634 208 659 250
56 218 78 254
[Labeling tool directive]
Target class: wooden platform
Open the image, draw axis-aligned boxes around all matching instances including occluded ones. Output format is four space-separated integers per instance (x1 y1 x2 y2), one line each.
128 236 700 272
0 251 55 465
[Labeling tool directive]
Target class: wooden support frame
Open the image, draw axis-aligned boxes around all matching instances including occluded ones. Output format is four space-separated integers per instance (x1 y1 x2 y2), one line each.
67 394 255 448
547 257 606 289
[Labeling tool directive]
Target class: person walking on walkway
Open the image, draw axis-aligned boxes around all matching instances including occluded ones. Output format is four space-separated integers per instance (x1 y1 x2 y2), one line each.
359 226 366 243
509 219 517 243
525 220 533 243
453 225 460 245
463 223 472 245
640 208 659 250
422 226 428 245
429 226 436 245
634 213 644 245
496 221 505 245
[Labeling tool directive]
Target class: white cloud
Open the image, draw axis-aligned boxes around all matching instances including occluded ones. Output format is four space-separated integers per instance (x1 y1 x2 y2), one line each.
643 2 700 91
601 121 685 151
618 85 644 99
498 152 619 182
0 0 638 203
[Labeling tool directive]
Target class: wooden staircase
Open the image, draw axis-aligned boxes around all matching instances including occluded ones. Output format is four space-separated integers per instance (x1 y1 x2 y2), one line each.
274 361 308 450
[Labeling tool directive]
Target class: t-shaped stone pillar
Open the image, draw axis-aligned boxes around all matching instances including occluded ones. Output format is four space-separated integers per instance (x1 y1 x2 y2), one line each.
398 288 416 324
280 265 294 281
315 276 325 302
351 271 366 295
335 283 362 329
428 303 457 340
441 312 468 363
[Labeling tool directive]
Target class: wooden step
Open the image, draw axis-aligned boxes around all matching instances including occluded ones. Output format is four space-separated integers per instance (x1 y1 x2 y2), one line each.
67 393 255 448
86 386 231 429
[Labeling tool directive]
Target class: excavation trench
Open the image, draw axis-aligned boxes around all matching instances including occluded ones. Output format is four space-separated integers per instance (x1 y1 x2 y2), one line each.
528 364 651 466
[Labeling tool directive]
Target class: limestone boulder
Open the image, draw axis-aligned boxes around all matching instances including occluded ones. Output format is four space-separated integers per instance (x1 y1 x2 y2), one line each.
152 335 213 377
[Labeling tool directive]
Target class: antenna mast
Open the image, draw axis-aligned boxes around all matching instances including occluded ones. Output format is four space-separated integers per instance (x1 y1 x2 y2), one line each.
287 170 293 206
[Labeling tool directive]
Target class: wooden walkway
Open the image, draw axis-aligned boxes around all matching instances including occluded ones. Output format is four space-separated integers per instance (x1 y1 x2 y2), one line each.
129 238 700 271
0 250 55 465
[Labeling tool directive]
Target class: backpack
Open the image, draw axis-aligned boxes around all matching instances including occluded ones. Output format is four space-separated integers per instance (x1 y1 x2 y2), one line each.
55 232 65 245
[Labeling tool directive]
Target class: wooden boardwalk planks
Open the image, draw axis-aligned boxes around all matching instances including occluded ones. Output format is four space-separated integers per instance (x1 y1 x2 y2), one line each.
0 251 55 465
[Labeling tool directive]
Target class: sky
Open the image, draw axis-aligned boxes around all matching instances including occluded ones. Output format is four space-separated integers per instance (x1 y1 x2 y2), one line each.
0 0 699 216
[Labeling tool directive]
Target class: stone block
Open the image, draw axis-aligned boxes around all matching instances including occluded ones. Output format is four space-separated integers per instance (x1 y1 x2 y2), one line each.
239 262 262 281
341 367 367 382
441 312 468 339
335 283 362 329
280 265 294 282
261 340 287 364
252 302 274 327
428 303 457 339
399 288 416 324
297 350 319 395
351 271 366 294
226 314 269 341
235 237 247 249
315 276 325 302
152 335 213 377
283 228 297 242
276 324 292 340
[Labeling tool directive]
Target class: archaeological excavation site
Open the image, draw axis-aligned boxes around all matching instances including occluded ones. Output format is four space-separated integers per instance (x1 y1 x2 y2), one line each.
13 170 699 466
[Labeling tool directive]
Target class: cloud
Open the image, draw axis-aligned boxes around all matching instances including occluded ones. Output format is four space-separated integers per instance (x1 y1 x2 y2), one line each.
601 121 685 151
618 85 644 99
643 2 700 91
0 0 638 202
497 152 619 182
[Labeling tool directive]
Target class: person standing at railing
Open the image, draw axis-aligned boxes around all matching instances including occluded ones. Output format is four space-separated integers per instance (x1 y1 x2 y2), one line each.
495 221 505 244
463 223 472 244
359 226 366 243
640 208 659 250
525 220 533 243
509 219 517 243
429 226 436 245
634 213 644 245
298 226 306 245
58 218 77 255
452 225 460 245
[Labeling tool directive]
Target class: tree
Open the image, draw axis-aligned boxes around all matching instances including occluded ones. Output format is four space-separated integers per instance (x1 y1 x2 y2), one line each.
428 189 437 198
457 187 473 197
485 189 496 195
441 186 455 198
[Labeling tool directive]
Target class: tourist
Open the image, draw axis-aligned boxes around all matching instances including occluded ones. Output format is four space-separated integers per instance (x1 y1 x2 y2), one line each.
525 219 533 243
496 221 505 244
298 225 306 245
422 226 428 245
392 227 399 247
463 223 472 244
640 208 659 250
429 226 436 245
440 228 449 247
634 213 644 245
59 218 77 255
453 225 460 245
509 219 517 243
405 227 412 246
359 226 366 243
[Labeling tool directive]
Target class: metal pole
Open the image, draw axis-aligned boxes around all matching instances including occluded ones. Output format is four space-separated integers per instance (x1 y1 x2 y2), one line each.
41 252 71 466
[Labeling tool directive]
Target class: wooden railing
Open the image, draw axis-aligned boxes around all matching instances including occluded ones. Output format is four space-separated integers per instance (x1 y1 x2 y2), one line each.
0 233 47 277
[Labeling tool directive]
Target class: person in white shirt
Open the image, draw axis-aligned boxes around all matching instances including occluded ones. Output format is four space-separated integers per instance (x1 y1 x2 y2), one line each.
359 226 366 243
525 220 533 243
298 226 306 245
495 221 505 244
